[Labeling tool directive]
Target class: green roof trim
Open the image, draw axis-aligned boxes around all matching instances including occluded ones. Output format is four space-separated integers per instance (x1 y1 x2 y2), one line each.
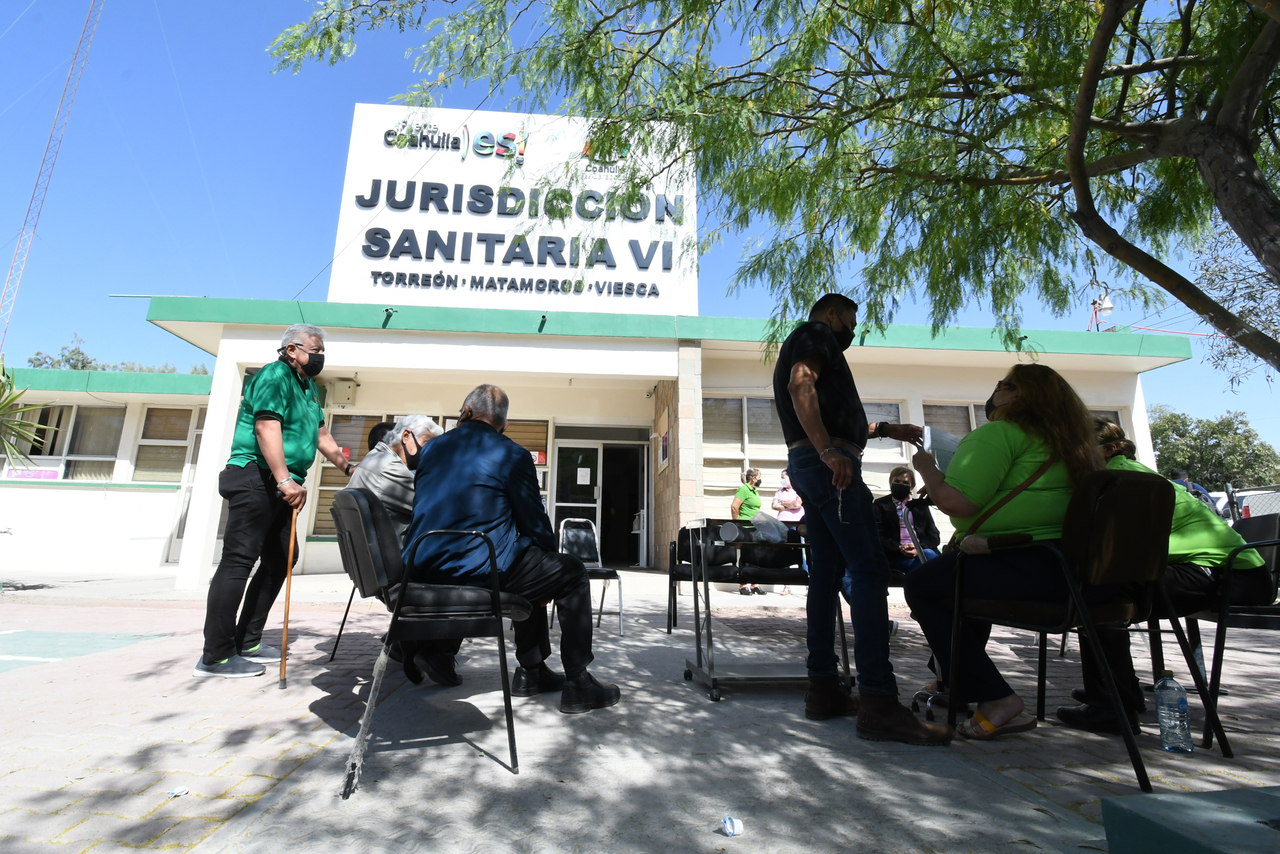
142 296 1191 361
10 368 213 395
0 480 181 491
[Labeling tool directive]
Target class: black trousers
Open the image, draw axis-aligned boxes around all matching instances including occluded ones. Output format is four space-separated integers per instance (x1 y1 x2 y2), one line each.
1079 563 1274 711
503 545 594 677
201 464 298 664
904 543 1119 705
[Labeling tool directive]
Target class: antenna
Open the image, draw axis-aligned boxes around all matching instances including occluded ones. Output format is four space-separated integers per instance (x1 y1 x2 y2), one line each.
0 0 106 355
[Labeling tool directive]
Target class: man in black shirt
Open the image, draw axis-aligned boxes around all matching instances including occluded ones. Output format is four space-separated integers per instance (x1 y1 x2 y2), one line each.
774 293 951 745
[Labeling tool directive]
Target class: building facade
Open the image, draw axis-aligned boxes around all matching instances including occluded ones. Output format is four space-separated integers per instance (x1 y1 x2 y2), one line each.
1 297 1189 586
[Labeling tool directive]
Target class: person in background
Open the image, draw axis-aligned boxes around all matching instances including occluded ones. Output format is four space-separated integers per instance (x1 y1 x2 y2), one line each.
348 415 443 541
905 364 1105 740
774 292 948 742
367 421 396 452
403 384 620 714
195 323 354 679
773 469 806 592
1168 467 1222 515
1055 420 1271 734
872 466 940 574
733 468 765 595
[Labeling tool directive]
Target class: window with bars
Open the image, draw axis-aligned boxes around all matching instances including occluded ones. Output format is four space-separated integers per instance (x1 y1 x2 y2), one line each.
923 404 975 440
312 413 397 537
701 396 788 503
864 401 906 454
3 405 125 481
133 407 195 483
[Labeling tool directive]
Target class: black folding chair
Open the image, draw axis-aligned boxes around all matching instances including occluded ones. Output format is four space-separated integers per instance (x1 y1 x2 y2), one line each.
1183 513 1280 749
330 488 531 798
946 469 1231 793
555 517 623 636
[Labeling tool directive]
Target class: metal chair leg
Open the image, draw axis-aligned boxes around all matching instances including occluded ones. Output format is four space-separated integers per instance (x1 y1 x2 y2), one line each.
342 642 390 799
1059 631 1070 657
617 576 624 637
331 585 357 662
1147 619 1165 686
596 579 608 629
1203 607 1231 749
495 613 519 774
947 555 966 730
1157 588 1232 759
1072 594 1152 792
1037 633 1047 721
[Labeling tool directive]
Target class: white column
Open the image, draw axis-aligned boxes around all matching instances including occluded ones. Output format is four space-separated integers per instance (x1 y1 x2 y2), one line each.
111 402 145 483
676 340 703 523
175 348 242 590
1129 375 1156 468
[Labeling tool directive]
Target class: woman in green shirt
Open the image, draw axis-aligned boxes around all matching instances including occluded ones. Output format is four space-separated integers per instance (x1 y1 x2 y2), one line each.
904 364 1106 740
1056 420 1272 735
732 468 764 595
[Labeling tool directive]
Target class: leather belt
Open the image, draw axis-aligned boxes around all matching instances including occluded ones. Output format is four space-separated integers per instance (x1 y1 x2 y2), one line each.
788 437 862 456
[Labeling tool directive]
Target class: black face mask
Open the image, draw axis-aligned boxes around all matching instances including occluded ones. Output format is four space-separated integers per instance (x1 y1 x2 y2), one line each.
984 394 997 421
890 483 912 501
833 323 855 351
403 433 423 471
301 352 324 377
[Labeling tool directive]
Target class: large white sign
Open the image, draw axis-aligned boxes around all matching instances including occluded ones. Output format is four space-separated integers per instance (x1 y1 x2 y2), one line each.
327 104 698 315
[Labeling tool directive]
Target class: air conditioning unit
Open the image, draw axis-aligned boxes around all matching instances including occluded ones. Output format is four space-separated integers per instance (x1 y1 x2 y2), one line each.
329 380 357 408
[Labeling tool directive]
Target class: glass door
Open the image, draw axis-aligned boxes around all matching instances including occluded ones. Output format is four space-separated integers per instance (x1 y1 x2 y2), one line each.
553 444 601 535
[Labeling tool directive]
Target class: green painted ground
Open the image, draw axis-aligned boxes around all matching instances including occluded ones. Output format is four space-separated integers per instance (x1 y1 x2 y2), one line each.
0 630 168 673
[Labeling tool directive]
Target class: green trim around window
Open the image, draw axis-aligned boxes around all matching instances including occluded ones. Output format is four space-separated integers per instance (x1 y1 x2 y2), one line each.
9 368 213 396
143 296 1192 361
0 480 181 491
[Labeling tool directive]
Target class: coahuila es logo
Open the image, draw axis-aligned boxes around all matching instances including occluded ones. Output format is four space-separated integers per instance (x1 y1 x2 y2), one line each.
384 121 527 165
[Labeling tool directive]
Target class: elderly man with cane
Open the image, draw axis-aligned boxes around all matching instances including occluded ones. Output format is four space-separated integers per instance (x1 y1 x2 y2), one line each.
775 293 951 743
193 323 354 678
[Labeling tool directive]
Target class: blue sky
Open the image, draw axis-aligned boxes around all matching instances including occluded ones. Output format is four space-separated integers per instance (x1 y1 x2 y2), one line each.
2 0 1277 445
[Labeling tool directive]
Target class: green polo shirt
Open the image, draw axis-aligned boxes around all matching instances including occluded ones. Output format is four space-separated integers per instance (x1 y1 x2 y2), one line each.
1107 456 1263 569
226 359 325 483
734 483 761 520
946 420 1073 541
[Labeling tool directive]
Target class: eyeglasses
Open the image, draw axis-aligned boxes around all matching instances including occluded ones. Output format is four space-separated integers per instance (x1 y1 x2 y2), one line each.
995 380 1017 392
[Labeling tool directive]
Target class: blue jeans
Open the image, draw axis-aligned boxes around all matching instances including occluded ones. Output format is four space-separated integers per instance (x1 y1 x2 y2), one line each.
788 446 897 695
841 549 938 602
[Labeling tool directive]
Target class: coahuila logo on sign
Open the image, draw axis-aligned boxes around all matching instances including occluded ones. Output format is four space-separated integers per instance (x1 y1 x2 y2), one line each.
385 121 527 165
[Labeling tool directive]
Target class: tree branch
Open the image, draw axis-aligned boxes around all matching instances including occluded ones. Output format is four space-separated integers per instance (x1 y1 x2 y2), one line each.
1245 0 1280 24
1218 19 1280 136
1069 0 1280 372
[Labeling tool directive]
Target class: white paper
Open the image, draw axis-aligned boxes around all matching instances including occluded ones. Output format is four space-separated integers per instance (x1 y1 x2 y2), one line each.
923 427 962 474
577 467 591 485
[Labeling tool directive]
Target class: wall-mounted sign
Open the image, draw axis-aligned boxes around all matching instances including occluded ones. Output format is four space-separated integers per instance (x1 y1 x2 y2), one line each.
328 104 698 316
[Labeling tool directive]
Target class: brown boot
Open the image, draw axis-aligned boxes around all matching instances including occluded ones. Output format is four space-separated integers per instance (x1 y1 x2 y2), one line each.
805 675 859 720
857 692 954 745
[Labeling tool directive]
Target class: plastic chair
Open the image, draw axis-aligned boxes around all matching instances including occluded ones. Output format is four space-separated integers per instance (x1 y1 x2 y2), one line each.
553 517 622 636
330 488 531 797
945 469 1231 793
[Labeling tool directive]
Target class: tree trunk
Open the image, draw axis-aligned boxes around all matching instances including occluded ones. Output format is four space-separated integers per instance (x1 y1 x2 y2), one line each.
1184 123 1280 290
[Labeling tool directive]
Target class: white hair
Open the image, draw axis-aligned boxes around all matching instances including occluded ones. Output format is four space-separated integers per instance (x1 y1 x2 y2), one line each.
281 323 325 349
391 414 442 445
462 384 510 427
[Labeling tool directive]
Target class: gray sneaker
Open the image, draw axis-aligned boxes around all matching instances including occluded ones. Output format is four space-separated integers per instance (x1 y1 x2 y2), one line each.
240 644 281 663
192 655 265 679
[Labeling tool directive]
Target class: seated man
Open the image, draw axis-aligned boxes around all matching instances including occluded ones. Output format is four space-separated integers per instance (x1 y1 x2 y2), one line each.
1056 420 1271 734
348 414 442 541
402 384 620 714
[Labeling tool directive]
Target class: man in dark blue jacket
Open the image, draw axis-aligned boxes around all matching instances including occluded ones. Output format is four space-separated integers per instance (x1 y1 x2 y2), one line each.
402 385 620 714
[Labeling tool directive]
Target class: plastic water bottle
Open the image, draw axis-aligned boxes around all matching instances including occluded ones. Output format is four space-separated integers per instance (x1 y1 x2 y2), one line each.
722 817 744 836
1154 670 1194 754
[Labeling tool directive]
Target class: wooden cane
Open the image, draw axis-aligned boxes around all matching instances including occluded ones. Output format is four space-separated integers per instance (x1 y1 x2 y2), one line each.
279 507 299 689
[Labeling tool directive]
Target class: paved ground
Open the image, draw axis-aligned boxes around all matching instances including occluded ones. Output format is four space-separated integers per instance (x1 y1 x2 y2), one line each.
0 571 1277 853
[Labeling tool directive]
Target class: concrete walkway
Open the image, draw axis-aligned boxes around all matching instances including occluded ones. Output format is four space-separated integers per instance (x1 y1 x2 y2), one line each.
1 571 1277 853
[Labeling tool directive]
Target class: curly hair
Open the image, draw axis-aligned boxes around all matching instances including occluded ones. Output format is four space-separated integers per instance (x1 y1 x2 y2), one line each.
1093 416 1138 460
991 364 1105 485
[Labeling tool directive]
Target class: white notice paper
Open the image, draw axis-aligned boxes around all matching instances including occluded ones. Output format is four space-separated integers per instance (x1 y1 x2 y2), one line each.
923 427 962 474
577 467 591 485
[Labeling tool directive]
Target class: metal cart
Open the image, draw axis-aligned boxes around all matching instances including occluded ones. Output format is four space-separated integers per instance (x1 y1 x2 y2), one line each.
682 518 851 701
